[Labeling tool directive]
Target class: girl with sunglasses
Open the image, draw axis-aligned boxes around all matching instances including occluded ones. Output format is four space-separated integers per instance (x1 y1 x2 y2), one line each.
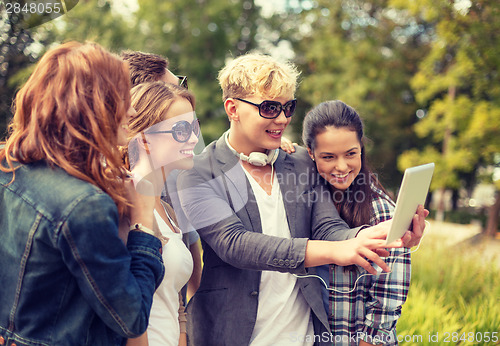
282 100 416 345
0 42 164 345
123 81 201 346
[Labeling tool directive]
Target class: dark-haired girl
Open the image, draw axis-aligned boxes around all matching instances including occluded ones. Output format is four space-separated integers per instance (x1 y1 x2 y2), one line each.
282 100 414 345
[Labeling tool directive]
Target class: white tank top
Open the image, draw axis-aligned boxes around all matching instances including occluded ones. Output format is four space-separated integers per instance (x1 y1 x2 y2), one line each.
147 207 193 346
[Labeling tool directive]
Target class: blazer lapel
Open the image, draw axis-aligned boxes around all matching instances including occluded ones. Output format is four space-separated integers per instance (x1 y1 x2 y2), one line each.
275 151 297 237
214 135 262 234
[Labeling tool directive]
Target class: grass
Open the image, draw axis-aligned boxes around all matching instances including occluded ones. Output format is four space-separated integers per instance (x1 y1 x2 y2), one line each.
396 233 500 345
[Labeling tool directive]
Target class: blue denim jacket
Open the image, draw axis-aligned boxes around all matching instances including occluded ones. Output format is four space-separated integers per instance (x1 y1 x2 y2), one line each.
0 161 164 346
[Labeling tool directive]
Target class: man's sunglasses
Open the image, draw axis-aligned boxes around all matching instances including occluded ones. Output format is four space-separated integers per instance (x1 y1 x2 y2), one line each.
147 119 200 143
235 98 297 119
177 75 188 89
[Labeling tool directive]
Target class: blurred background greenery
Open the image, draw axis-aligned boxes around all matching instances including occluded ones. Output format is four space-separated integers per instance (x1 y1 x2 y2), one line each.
397 222 500 345
2 0 500 342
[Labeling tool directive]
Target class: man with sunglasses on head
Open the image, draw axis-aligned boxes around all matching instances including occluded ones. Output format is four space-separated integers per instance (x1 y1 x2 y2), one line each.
176 53 426 346
121 50 188 88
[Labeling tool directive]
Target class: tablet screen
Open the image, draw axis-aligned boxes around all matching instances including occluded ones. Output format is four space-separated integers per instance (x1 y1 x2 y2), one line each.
386 163 434 244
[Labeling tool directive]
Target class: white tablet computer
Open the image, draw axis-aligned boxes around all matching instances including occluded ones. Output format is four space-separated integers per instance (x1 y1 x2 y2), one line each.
386 163 435 244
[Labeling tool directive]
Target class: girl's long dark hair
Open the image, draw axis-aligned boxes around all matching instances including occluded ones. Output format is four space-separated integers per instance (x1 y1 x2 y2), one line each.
302 100 386 227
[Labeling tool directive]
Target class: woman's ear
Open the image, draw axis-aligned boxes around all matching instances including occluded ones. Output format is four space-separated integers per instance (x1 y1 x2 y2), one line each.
307 148 315 162
224 98 239 122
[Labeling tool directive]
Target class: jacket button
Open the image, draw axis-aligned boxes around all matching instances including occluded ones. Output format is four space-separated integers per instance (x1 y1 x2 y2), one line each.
278 259 284 266
250 291 258 297
284 259 290 266
272 259 278 265
290 259 296 266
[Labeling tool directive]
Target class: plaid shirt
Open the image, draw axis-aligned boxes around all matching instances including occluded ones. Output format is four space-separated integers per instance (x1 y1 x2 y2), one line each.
318 185 411 345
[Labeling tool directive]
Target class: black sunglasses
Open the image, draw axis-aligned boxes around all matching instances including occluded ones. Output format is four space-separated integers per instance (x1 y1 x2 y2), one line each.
176 75 188 89
147 119 200 143
235 98 297 119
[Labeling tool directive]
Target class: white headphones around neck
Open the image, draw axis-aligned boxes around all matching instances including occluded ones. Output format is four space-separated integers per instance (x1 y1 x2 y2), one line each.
224 131 278 167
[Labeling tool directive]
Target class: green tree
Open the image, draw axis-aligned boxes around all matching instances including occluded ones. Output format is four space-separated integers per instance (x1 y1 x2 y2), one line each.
396 0 500 235
0 0 91 139
42 0 133 51
0 1 35 138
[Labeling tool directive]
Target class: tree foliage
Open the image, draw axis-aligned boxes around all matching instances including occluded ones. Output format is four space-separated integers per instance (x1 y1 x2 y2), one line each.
397 0 500 186
0 0 132 139
395 0 500 232
43 0 133 51
0 1 36 138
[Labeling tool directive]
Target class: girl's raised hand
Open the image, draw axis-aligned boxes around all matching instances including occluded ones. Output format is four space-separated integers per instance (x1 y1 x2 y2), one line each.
280 136 296 154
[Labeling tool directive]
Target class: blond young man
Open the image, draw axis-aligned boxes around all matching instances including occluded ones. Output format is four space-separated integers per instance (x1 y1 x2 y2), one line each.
176 53 425 345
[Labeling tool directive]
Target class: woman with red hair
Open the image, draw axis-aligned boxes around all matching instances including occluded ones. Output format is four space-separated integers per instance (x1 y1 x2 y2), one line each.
0 42 164 346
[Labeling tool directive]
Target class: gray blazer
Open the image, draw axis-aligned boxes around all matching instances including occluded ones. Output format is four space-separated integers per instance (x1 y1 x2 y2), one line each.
177 135 359 346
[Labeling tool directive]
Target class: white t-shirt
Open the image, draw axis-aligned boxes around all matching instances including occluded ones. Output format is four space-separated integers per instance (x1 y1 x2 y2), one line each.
242 166 314 346
147 208 193 346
